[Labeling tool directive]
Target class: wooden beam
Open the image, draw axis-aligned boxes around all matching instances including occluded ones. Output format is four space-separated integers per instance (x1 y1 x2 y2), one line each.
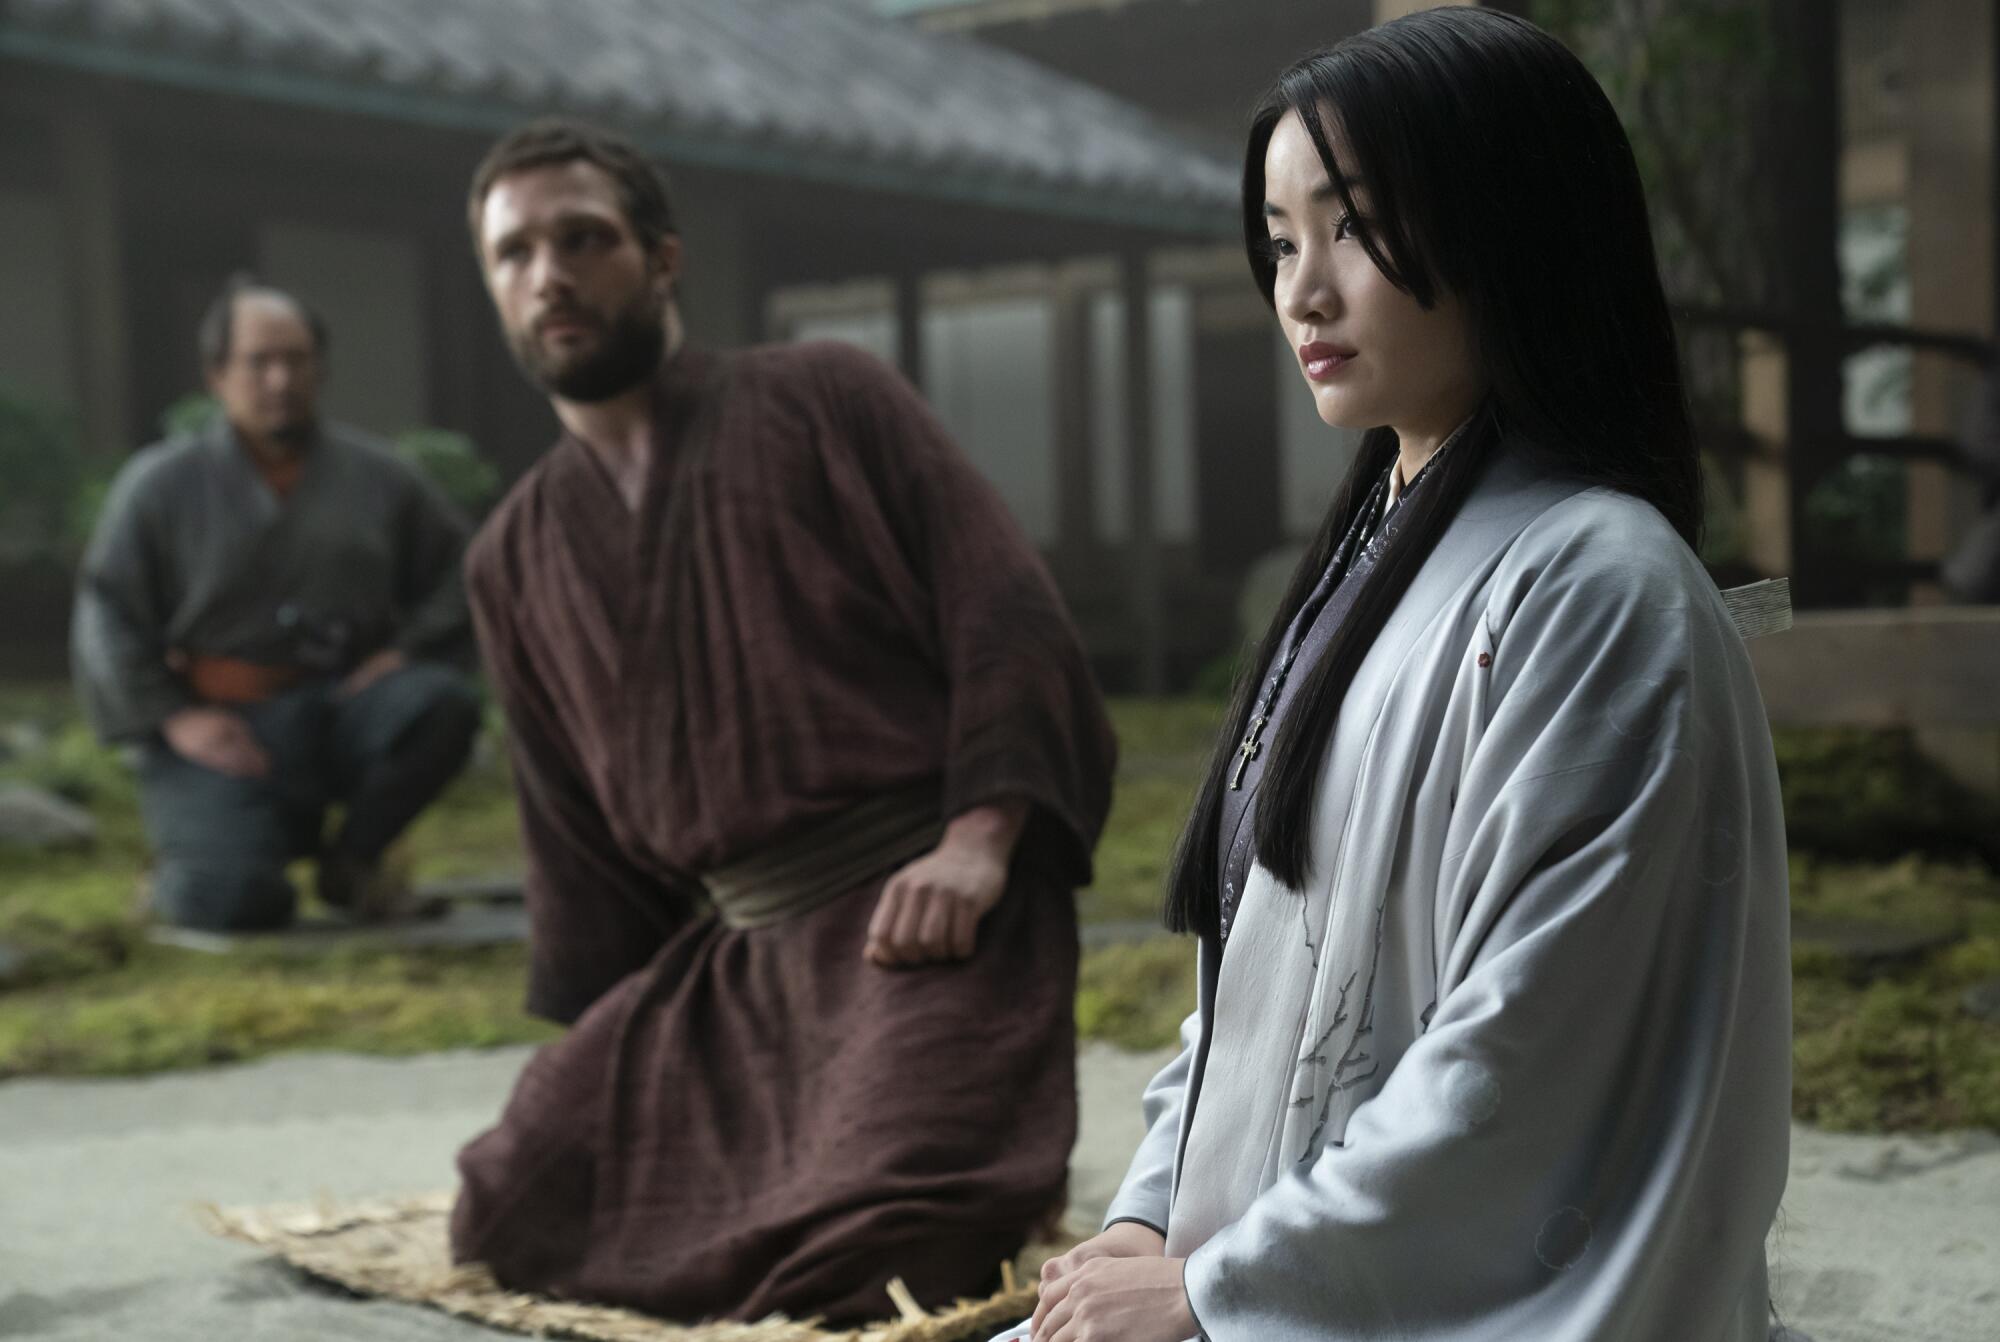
1375 0 1473 21
1747 608 2000 727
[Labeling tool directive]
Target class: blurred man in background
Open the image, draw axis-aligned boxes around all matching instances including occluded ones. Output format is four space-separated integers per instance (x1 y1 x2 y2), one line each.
72 275 482 931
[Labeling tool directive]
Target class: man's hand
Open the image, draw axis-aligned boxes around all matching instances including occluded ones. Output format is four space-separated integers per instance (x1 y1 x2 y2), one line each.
338 648 407 699
865 798 1028 967
1031 1251 1193 1342
161 706 270 779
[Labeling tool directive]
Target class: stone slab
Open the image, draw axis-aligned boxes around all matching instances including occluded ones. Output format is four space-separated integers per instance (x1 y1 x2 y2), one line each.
1077 920 1168 950
1791 913 1966 973
0 783 97 851
413 874 523 905
146 903 527 957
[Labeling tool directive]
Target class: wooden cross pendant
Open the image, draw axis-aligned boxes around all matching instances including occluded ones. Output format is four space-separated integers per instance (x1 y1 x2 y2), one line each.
1231 715 1269 790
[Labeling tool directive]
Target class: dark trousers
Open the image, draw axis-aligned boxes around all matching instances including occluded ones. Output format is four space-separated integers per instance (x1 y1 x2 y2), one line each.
138 662 481 931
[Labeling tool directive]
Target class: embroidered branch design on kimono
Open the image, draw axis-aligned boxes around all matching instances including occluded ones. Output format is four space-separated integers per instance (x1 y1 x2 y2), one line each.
1293 897 1390 1160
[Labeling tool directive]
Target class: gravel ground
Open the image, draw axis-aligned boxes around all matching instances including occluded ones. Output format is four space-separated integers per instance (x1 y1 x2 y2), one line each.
0 1043 1993 1340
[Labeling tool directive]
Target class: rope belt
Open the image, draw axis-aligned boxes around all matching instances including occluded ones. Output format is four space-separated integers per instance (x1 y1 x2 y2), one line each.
699 784 944 930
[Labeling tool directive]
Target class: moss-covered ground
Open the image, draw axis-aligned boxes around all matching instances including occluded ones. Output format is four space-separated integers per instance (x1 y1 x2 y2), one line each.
2 687 1996 1134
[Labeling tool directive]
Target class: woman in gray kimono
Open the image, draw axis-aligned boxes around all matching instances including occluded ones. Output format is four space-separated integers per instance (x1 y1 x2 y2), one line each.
1030 9 1791 1341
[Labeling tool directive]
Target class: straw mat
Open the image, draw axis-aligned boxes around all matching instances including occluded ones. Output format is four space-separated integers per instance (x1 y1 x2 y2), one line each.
201 1191 1061 1342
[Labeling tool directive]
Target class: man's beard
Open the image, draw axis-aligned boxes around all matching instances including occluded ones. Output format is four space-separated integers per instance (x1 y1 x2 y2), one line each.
510 287 667 403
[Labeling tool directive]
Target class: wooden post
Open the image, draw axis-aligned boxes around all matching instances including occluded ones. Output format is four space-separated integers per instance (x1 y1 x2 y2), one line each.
55 104 134 456
1740 330 1793 580
739 280 770 348
1051 273 1096 565
895 271 926 392
1775 0 1844 608
427 238 484 437
1122 249 1167 693
1905 0 1997 600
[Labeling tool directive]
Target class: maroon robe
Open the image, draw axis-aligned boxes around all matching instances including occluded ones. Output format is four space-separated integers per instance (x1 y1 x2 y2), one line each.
450 341 1117 1324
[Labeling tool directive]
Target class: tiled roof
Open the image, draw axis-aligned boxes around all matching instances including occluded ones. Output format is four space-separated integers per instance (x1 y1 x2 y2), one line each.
0 0 1237 230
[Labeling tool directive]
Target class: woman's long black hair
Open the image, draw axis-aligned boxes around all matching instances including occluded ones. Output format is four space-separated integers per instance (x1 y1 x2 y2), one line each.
1164 7 1701 936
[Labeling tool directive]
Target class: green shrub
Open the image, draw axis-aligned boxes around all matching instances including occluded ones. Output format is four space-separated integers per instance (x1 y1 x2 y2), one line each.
1776 728 1998 867
1075 937 1196 1051
1697 451 1746 568
0 943 556 1078
1082 775 1194 923
396 428 500 516
1189 651 1243 701
158 393 219 439
0 722 135 809
0 387 82 560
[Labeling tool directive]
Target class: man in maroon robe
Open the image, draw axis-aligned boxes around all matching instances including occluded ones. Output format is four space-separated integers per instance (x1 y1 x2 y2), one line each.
448 119 1117 1326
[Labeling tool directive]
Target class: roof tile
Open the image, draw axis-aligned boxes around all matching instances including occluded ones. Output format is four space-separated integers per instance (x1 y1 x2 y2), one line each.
2 0 1237 223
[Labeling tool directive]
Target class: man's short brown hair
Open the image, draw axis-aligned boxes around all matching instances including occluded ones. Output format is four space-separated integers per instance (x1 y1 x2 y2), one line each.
467 118 678 255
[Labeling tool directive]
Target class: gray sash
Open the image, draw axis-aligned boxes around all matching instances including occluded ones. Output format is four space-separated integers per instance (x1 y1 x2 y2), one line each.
700 785 944 929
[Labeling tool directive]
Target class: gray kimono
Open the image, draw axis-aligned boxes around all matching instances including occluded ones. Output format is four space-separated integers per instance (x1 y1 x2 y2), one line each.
73 418 473 742
1106 444 1792 1340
